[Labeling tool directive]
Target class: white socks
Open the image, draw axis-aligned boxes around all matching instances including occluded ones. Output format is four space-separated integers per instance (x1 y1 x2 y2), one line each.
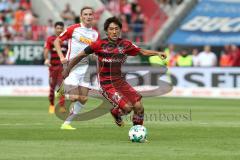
72 101 83 114
63 101 83 125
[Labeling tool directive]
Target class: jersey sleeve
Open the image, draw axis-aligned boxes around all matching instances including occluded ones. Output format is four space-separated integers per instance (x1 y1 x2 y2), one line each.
125 40 140 56
96 32 100 41
59 24 76 41
93 28 100 41
84 41 99 55
44 37 51 50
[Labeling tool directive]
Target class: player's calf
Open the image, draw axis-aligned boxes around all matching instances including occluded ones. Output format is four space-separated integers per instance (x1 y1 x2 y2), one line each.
132 101 144 125
122 104 133 115
110 107 125 127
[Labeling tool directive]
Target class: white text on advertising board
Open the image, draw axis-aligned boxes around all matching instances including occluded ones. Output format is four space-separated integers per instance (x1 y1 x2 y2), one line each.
181 16 240 32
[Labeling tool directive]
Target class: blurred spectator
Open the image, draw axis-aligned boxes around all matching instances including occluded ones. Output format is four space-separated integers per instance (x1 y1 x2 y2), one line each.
220 45 232 67
0 0 9 11
120 0 132 24
45 19 54 37
0 45 14 64
3 45 15 64
149 47 166 66
132 13 145 42
9 0 19 11
5 10 14 24
20 0 31 10
31 13 46 41
61 3 75 26
0 12 4 25
0 50 7 64
0 0 52 41
23 8 34 32
192 48 200 66
107 0 120 17
13 32 24 41
229 45 240 67
164 44 177 66
132 5 146 42
198 45 217 67
119 14 129 38
176 49 192 67
13 6 25 33
0 23 15 42
149 45 173 67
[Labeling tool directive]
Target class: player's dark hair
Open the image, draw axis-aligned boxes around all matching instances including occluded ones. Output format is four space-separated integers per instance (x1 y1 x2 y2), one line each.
54 21 64 28
80 6 94 15
104 16 122 31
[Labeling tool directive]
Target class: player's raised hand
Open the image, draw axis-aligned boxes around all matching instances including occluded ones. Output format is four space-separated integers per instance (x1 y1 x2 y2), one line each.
44 59 51 66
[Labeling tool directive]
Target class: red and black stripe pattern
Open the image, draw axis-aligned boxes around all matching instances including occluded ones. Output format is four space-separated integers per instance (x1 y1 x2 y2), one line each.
45 35 68 66
84 38 140 85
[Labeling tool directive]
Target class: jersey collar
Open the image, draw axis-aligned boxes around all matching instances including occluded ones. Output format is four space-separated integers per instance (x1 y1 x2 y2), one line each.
80 22 92 30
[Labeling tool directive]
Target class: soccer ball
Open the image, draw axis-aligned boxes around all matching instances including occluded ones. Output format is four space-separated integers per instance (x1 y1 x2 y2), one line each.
128 125 147 143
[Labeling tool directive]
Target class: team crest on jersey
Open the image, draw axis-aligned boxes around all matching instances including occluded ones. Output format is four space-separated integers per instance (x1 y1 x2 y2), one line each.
112 92 122 103
118 46 124 54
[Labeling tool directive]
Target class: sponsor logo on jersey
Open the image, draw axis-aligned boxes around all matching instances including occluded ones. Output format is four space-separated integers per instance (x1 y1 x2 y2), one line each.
79 36 93 45
118 46 124 54
102 58 123 63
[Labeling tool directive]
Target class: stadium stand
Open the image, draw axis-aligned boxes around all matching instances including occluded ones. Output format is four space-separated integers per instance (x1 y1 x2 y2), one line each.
0 0 240 66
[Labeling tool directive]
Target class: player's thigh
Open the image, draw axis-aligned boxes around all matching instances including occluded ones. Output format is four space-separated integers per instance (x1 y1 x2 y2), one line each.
64 85 79 96
77 86 89 96
118 81 142 105
101 85 130 110
133 100 144 113
64 65 90 89
64 70 79 87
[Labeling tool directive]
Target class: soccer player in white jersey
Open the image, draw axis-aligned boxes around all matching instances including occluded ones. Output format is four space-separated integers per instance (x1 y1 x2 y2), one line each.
54 6 99 130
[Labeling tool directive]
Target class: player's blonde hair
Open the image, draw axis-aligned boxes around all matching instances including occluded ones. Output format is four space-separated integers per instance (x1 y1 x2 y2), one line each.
80 6 94 15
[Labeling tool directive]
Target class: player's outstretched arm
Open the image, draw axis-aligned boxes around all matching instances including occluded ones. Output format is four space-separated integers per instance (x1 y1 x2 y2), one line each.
54 37 67 64
139 49 167 60
62 51 88 79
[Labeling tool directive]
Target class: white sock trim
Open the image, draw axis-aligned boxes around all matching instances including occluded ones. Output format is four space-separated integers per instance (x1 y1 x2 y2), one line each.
73 101 83 114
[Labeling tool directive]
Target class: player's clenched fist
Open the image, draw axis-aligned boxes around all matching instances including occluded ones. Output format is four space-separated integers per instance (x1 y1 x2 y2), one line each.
60 57 68 64
158 52 167 60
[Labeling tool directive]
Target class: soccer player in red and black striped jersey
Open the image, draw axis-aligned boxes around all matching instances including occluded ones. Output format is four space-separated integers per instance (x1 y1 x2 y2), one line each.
63 17 166 126
44 21 68 114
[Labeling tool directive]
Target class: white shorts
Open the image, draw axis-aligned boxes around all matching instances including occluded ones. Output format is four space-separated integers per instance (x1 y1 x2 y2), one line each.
64 64 90 89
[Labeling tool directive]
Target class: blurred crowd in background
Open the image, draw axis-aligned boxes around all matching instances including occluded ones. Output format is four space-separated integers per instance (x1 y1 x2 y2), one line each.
99 0 183 42
0 0 43 41
0 0 184 42
0 0 239 66
149 44 240 67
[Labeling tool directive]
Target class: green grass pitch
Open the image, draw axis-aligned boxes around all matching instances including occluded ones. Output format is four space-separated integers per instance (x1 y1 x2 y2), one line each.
0 96 239 160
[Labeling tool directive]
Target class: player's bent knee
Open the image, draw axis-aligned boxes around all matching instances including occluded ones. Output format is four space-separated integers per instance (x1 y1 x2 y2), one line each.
78 96 88 104
134 101 144 111
122 104 133 114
